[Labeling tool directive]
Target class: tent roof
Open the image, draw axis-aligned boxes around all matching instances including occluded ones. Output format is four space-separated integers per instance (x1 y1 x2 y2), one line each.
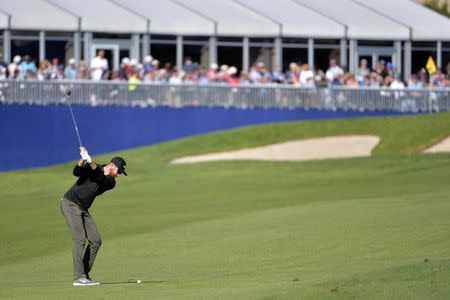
175 0 279 37
235 0 345 38
0 0 447 40
49 0 147 33
0 0 78 31
0 9 8 29
296 0 411 40
354 0 450 41
111 0 215 35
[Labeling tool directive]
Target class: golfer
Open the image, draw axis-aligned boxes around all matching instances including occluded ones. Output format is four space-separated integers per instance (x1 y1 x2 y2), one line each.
61 146 127 286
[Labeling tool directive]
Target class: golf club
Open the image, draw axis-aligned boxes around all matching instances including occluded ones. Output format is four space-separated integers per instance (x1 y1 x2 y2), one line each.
65 90 83 147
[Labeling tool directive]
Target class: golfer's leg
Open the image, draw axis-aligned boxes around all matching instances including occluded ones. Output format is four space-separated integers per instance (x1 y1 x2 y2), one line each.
61 198 87 280
82 211 102 277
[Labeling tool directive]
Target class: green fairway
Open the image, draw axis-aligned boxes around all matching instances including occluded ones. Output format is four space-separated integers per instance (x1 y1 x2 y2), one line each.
1 113 450 299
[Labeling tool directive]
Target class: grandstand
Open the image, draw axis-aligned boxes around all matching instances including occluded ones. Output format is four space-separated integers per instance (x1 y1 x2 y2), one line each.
1 0 450 171
0 0 450 79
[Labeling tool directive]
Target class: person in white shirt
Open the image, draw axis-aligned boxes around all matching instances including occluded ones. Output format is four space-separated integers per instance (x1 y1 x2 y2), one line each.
325 59 344 86
90 50 108 81
8 55 21 79
299 64 315 88
390 74 405 100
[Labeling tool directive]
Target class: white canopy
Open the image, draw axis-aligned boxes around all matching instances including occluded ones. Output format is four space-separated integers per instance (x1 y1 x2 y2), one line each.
49 0 147 33
0 9 8 29
0 0 448 40
296 0 410 40
235 0 345 38
111 0 215 35
0 0 78 31
175 0 279 37
353 0 450 41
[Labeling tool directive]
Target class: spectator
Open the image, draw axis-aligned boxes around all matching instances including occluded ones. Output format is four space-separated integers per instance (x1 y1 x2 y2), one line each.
383 75 394 87
182 56 197 73
325 59 344 86
184 71 198 84
8 55 21 79
390 74 405 100
299 64 315 88
37 60 51 80
431 69 446 87
249 63 262 83
168 68 182 84
151 59 160 72
20 55 37 79
374 60 388 78
154 68 169 83
90 50 108 81
356 59 370 85
119 57 131 80
197 68 209 85
368 72 382 87
49 58 63 80
239 70 252 85
77 60 89 80
207 63 218 82
407 74 423 89
127 71 141 91
343 73 359 87
143 55 153 75
286 62 300 85
0 64 6 79
110 70 122 81
271 67 285 83
64 58 78 80
224 66 240 85
385 62 397 77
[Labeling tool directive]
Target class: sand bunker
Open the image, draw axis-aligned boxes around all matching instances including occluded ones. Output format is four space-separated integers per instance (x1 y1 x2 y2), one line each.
424 136 450 153
171 135 380 164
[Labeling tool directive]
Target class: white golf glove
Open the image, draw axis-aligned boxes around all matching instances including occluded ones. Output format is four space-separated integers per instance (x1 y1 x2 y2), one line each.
80 149 92 163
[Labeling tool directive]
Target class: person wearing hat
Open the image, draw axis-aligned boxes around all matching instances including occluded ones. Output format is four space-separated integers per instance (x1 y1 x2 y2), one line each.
60 146 127 286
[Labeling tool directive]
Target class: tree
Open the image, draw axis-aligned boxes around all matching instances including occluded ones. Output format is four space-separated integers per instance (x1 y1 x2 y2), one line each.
424 0 450 17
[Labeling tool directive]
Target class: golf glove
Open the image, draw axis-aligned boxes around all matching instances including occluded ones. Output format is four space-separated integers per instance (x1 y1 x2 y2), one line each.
80 151 92 163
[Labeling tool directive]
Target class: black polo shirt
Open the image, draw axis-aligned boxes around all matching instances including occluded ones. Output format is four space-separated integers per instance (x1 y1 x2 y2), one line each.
64 163 116 211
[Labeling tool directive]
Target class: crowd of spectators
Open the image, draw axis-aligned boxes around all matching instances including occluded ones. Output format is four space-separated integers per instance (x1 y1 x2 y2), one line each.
1 50 450 89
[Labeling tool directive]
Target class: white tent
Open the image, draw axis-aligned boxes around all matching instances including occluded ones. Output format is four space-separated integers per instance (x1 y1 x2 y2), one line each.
296 0 411 40
235 0 345 38
0 0 448 40
354 0 450 41
111 0 215 35
48 0 147 33
0 0 78 31
0 9 9 29
175 0 279 36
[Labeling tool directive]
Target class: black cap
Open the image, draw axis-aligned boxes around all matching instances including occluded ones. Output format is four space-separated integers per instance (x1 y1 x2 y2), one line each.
110 157 127 176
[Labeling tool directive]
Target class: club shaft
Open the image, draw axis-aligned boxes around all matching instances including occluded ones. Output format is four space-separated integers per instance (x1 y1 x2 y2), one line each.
67 97 82 147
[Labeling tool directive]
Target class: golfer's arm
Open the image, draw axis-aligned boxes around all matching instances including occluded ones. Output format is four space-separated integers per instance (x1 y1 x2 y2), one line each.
88 161 98 170
77 158 84 167
73 159 87 176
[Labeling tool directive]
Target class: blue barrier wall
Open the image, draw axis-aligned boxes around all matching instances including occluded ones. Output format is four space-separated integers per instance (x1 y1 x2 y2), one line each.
0 104 408 172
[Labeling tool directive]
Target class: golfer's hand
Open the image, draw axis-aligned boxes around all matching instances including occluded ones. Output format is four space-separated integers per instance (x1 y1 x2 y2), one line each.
79 147 92 163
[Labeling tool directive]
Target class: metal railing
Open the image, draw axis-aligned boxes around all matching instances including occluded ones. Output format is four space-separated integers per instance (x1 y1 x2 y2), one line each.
0 80 449 113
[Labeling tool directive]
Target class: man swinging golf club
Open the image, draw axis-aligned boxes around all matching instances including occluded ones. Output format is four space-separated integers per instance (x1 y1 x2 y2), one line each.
61 146 127 286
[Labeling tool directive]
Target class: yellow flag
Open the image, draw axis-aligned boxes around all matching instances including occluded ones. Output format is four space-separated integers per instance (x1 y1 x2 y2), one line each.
426 56 437 75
